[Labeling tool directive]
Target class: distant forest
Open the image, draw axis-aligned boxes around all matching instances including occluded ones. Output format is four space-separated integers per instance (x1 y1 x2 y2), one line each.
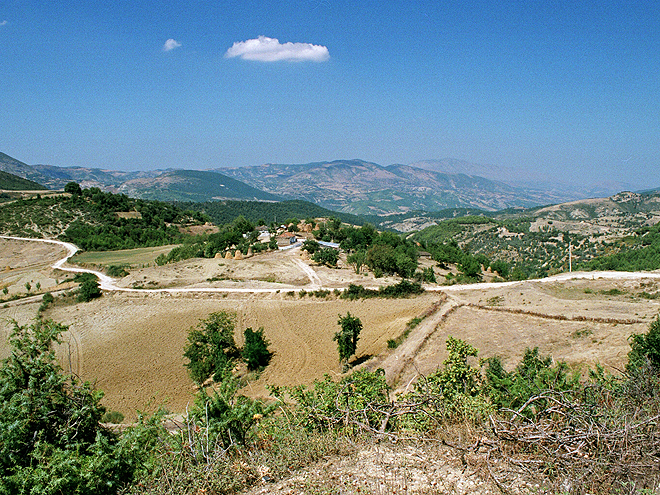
180 200 367 227
0 171 47 191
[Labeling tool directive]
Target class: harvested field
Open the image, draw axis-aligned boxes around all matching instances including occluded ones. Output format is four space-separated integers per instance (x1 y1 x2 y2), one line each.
22 291 439 420
2 236 660 424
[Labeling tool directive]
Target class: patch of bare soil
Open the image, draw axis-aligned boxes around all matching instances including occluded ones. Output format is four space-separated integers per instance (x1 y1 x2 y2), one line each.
389 278 660 391
243 439 511 495
0 238 67 296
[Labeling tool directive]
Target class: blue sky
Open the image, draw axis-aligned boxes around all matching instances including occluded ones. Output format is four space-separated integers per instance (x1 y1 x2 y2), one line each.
1 0 658 188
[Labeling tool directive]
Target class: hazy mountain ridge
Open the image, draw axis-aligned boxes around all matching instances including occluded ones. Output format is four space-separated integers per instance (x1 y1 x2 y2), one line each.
0 152 278 202
218 159 585 214
3 152 656 216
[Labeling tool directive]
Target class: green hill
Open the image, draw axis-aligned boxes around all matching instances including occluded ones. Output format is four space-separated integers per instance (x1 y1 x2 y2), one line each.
0 170 47 191
182 199 366 226
122 169 281 203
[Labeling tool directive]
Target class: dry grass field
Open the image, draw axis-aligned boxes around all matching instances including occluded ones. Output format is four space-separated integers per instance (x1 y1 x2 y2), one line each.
2 237 659 424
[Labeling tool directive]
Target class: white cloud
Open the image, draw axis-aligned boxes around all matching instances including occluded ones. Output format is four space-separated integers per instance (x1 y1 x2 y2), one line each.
163 39 181 52
0 21 8 26
225 36 329 62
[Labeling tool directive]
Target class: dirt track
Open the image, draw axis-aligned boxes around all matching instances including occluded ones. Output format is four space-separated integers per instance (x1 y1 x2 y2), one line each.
2 237 660 420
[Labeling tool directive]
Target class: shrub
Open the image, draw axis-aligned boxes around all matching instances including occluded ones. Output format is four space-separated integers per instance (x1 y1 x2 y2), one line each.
405 337 493 425
38 291 55 313
242 327 273 371
102 410 125 424
78 278 102 302
183 312 240 385
627 315 660 372
301 239 320 255
334 313 362 364
107 265 129 277
0 319 156 494
283 368 391 433
312 247 339 267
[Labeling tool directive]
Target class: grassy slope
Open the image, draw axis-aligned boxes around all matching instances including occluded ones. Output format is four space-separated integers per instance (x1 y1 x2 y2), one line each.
0 170 47 191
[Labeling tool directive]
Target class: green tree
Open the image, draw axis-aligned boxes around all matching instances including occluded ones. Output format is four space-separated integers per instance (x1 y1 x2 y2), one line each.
312 247 339 267
64 181 82 196
458 254 482 279
302 239 320 255
489 260 510 279
183 312 240 385
347 249 367 274
2 286 8 296
334 312 362 364
628 315 660 371
242 327 273 371
24 281 31 293
78 278 102 302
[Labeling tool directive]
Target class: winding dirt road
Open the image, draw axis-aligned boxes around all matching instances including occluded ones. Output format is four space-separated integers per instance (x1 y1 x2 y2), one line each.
3 235 660 296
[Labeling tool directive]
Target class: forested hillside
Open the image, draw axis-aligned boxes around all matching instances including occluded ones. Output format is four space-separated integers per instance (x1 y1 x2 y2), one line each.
0 170 47 191
0 185 207 250
182 199 366 227
413 214 660 281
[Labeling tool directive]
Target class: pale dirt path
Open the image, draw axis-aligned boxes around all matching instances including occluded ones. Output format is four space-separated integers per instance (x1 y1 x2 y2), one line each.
374 297 460 390
6 234 660 297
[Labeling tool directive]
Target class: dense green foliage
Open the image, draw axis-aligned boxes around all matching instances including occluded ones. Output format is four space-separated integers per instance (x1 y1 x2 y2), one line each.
0 170 46 191
183 312 241 385
309 222 419 278
333 313 363 363
588 223 660 272
627 315 660 371
311 247 339 267
341 280 424 299
135 169 281 203
0 320 159 495
155 215 269 265
191 371 272 448
77 277 102 302
282 368 390 433
0 185 207 249
183 199 364 228
242 327 273 371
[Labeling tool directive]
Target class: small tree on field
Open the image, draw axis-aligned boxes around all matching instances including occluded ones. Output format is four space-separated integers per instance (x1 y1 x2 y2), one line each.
628 315 660 371
184 311 240 385
77 278 101 302
302 239 320 255
242 327 273 371
334 312 362 364
312 247 339 267
347 249 367 274
64 181 82 196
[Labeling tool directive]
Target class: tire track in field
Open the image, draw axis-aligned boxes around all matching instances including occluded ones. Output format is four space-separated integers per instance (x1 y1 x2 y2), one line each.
261 300 312 385
379 298 461 391
64 330 83 377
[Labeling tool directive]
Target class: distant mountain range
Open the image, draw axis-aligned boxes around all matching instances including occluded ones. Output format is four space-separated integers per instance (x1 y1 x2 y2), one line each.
216 159 594 214
1 151 653 215
0 152 278 202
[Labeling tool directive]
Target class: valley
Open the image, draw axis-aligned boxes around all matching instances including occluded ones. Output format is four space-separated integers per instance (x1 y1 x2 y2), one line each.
2 235 659 424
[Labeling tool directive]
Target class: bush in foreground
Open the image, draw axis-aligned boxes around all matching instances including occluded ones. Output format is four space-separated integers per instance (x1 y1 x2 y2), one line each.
0 319 161 495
